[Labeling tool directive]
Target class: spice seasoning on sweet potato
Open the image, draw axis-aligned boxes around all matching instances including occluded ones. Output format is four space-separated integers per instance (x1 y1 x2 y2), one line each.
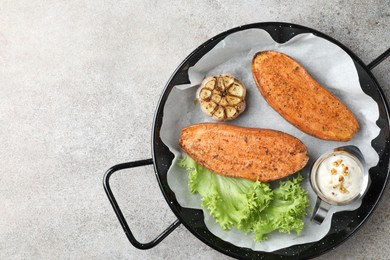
252 50 359 141
179 123 309 182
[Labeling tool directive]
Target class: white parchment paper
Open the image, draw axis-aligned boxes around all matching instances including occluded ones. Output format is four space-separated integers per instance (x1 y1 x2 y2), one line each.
160 29 380 252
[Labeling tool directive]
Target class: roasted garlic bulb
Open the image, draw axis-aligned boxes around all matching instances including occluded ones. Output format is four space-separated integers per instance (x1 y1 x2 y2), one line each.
197 74 246 121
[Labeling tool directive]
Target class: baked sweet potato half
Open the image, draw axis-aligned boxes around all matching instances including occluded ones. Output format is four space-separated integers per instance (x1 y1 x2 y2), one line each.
179 123 309 182
252 50 359 141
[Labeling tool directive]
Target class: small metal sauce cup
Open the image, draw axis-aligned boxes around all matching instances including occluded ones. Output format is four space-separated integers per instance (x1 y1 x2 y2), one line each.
310 145 371 224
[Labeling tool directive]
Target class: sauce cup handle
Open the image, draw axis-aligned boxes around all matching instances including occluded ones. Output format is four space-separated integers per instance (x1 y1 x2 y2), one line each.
311 196 331 224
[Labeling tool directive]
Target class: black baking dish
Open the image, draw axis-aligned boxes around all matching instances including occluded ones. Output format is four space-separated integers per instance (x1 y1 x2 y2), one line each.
103 22 390 259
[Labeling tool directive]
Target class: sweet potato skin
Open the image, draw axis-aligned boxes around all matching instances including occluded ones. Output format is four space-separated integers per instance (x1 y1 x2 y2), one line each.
179 123 309 182
252 50 359 141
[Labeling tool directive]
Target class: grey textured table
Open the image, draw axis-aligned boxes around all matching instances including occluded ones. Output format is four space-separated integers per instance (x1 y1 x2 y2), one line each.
1 1 389 259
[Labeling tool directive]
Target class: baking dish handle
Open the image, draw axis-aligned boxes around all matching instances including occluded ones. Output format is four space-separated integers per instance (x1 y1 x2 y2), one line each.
367 47 389 70
103 158 181 250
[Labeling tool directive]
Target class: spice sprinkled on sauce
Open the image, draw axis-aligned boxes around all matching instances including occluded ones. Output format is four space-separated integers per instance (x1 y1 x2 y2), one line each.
316 153 363 203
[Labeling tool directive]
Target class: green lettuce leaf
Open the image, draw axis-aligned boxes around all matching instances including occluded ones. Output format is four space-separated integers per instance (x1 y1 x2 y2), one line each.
178 155 309 242
253 175 309 241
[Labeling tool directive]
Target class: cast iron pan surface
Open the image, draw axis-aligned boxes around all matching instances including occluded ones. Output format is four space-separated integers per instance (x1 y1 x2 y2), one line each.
151 22 390 259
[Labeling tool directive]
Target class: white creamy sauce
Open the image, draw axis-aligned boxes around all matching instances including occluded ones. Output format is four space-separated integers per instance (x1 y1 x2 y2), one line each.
316 153 363 203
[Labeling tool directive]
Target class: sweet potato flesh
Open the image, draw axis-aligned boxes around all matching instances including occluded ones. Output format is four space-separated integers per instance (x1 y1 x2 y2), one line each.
252 50 359 141
179 123 309 182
